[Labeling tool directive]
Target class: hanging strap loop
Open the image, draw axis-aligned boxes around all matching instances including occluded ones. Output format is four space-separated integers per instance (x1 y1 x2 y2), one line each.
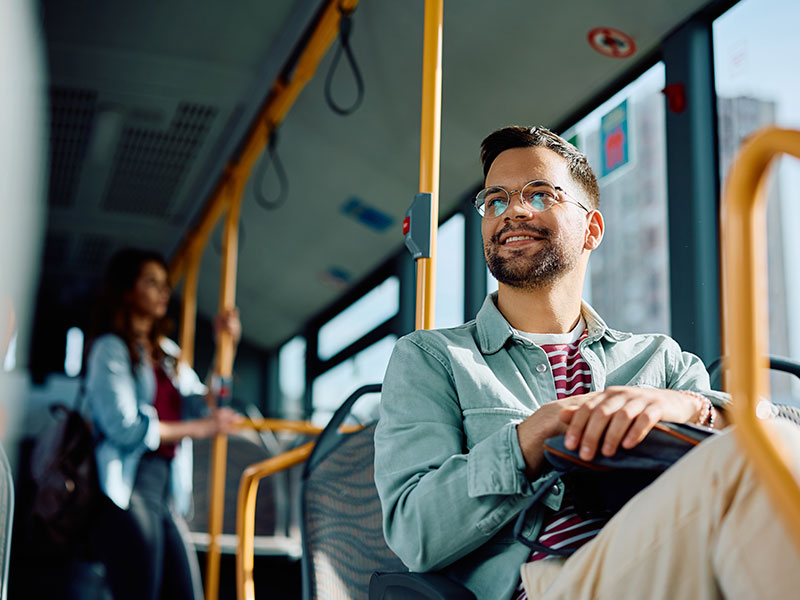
253 126 289 210
324 8 364 116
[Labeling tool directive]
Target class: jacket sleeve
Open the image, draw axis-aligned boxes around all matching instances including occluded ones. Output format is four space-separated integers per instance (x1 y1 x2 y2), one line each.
374 335 544 573
86 335 160 451
666 339 731 407
176 364 210 419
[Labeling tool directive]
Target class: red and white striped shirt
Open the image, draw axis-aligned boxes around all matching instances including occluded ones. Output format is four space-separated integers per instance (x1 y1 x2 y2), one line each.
512 320 607 600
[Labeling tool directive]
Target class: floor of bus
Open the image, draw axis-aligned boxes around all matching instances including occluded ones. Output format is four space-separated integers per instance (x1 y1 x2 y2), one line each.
9 551 302 599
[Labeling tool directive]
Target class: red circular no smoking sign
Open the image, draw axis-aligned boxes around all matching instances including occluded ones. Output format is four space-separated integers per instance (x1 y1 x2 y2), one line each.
587 27 636 59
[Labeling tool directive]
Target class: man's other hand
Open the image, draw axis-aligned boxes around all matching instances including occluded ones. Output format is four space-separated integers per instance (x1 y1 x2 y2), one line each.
516 395 596 478
559 387 705 461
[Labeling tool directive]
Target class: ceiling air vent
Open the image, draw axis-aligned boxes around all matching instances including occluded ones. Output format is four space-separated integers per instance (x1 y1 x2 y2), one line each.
76 233 113 272
47 87 98 208
102 102 218 218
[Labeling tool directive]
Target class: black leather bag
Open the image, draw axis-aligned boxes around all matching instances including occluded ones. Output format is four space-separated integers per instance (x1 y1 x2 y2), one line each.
30 403 102 548
513 421 716 556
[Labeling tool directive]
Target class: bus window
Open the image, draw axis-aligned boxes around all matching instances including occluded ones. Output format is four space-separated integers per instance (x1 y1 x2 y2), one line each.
435 213 465 328
311 335 396 425
278 335 306 420
318 277 399 361
714 0 800 404
562 63 670 336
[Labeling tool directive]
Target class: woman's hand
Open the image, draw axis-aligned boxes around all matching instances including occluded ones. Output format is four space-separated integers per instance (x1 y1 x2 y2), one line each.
160 408 244 442
195 407 244 438
559 387 706 461
214 308 241 346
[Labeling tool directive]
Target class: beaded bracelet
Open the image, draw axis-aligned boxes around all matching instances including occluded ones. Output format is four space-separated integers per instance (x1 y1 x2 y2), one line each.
678 390 715 428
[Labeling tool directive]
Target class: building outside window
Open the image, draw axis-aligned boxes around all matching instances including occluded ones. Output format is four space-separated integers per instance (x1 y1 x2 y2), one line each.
714 0 800 402
563 63 671 336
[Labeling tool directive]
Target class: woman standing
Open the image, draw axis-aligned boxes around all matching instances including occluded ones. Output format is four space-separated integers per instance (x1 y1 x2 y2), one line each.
86 248 241 600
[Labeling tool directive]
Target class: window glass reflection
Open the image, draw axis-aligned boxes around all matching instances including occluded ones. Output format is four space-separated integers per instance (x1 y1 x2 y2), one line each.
714 0 800 402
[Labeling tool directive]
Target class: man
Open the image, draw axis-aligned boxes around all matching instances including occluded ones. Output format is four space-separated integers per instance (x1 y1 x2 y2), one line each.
374 126 800 599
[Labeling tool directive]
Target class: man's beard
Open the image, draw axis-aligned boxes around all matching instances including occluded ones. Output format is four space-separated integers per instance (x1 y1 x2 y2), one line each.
484 224 578 290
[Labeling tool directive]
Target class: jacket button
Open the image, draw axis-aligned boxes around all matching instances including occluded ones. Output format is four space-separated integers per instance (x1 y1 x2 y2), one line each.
551 484 560 494
536 363 547 373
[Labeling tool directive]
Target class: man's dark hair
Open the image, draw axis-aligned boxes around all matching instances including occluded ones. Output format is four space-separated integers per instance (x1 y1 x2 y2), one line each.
480 126 600 209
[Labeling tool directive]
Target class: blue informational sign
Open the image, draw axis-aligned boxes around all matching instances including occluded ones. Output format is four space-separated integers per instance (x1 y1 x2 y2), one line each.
600 100 629 177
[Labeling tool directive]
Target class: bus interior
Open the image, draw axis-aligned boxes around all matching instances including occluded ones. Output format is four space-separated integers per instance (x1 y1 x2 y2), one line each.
3 0 800 598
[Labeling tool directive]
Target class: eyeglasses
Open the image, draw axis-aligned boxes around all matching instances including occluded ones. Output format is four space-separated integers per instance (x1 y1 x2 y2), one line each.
473 179 590 218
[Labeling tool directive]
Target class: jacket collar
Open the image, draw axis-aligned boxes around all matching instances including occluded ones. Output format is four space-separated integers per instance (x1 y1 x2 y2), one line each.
475 292 628 354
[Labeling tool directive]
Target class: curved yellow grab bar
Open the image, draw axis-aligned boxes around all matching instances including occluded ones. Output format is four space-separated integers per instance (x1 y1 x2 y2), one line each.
240 418 361 435
236 442 315 600
721 126 800 553
235 422 365 600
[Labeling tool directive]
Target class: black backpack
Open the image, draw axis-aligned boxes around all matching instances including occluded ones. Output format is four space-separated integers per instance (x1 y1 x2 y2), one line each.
30 402 102 548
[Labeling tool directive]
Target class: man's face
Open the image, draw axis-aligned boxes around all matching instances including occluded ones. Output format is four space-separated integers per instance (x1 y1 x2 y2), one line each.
481 146 594 290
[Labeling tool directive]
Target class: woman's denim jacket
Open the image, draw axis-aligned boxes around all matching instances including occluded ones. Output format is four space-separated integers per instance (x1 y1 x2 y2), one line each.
374 294 729 600
86 334 209 515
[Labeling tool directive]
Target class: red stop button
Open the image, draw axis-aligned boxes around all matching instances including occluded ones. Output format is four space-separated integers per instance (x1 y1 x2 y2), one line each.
402 216 410 235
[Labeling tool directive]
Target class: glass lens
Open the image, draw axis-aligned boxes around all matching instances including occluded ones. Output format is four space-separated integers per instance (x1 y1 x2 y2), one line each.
476 187 509 217
521 181 557 211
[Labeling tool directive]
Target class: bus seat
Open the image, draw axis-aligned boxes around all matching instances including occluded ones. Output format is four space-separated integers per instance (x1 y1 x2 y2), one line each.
0 443 14 600
191 427 301 557
707 355 800 425
299 384 474 599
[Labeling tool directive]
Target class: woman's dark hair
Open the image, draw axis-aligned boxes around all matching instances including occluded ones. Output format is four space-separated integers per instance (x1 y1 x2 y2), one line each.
90 248 172 367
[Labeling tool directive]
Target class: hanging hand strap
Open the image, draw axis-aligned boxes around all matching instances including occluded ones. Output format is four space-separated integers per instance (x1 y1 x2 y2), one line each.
253 127 289 210
324 8 365 116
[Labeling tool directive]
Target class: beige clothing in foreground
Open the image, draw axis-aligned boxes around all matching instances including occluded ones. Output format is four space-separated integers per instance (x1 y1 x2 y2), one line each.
521 420 800 600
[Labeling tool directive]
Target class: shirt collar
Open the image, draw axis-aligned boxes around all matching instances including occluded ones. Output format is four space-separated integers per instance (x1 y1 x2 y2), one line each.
475 292 626 354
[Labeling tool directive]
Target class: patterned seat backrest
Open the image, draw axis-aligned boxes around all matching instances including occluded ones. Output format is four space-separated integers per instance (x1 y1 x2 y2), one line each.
0 444 13 600
776 403 800 427
302 423 406 600
190 432 283 536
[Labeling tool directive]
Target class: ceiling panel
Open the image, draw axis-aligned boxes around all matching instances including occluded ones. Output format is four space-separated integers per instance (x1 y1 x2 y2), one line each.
40 0 721 350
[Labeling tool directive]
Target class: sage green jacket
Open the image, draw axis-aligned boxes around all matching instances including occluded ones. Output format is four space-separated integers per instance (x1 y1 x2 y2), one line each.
374 294 727 600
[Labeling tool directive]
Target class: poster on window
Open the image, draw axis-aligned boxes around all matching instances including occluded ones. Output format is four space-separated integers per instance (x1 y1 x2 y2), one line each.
600 100 629 177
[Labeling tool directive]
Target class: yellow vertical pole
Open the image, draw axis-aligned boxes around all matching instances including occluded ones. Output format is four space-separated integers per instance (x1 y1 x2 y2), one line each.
205 172 246 600
415 0 443 331
178 248 202 370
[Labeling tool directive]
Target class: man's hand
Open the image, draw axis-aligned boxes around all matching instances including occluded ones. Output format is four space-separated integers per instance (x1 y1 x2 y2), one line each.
516 395 595 478
559 387 705 461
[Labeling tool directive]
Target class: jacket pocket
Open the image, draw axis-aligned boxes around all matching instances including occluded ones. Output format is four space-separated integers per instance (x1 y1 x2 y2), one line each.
462 407 529 450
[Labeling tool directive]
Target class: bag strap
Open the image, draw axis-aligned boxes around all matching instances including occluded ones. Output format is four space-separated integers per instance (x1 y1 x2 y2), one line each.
513 471 575 556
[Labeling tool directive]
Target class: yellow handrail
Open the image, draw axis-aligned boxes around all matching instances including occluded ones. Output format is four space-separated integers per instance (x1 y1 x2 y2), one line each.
204 173 246 600
235 420 366 600
169 0 360 284
721 126 800 553
236 442 315 600
162 2 361 597
414 0 443 331
241 418 361 435
177 247 202 370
